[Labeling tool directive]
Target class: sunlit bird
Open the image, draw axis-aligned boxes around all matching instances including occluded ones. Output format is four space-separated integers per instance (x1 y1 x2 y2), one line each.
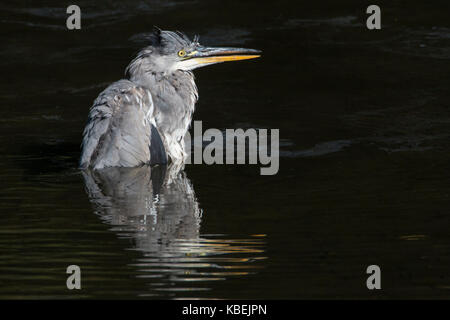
79 29 261 169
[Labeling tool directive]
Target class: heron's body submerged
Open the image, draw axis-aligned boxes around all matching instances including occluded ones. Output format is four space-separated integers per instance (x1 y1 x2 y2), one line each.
79 29 260 170
80 73 196 169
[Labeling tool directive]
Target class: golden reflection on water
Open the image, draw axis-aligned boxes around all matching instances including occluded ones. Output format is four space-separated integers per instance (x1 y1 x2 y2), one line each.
399 234 427 241
82 164 266 297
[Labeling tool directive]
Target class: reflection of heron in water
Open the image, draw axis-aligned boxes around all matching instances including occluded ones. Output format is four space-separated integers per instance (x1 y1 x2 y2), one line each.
82 164 266 297
82 164 201 249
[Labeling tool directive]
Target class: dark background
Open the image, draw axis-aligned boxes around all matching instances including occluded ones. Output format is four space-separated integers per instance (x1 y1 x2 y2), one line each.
0 0 449 299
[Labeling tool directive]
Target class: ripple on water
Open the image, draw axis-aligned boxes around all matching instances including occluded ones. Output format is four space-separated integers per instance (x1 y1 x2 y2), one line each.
81 165 267 298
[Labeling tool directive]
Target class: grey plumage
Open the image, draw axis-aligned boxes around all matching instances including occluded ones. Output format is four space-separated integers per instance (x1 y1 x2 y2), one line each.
80 29 260 170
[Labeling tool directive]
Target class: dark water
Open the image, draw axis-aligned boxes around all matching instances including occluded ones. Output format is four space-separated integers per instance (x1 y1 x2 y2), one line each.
1 0 450 299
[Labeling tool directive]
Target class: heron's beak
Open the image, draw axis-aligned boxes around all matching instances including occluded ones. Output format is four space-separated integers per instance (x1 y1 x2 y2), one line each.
186 46 261 68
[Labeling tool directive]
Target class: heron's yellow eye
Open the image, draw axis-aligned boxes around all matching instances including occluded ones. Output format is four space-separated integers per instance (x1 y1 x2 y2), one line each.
178 49 186 57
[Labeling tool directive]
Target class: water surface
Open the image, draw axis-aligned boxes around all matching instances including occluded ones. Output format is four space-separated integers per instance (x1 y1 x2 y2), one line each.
0 0 450 299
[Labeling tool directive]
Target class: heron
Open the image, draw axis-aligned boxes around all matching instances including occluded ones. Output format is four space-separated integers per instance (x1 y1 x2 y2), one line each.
79 28 261 170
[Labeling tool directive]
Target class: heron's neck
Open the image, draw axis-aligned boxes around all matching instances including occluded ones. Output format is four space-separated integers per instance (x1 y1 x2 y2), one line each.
129 69 198 161
128 70 197 104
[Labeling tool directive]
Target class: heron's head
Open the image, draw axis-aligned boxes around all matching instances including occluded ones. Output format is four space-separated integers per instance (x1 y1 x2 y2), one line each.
127 29 261 76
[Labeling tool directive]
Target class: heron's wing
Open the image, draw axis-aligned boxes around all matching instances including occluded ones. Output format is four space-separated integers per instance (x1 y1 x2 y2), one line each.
79 80 167 169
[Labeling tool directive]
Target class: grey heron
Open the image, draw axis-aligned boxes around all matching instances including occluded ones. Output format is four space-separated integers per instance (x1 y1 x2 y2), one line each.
79 29 261 170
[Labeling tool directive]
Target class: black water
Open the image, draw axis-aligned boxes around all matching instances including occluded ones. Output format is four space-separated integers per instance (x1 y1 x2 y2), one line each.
1 1 450 299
